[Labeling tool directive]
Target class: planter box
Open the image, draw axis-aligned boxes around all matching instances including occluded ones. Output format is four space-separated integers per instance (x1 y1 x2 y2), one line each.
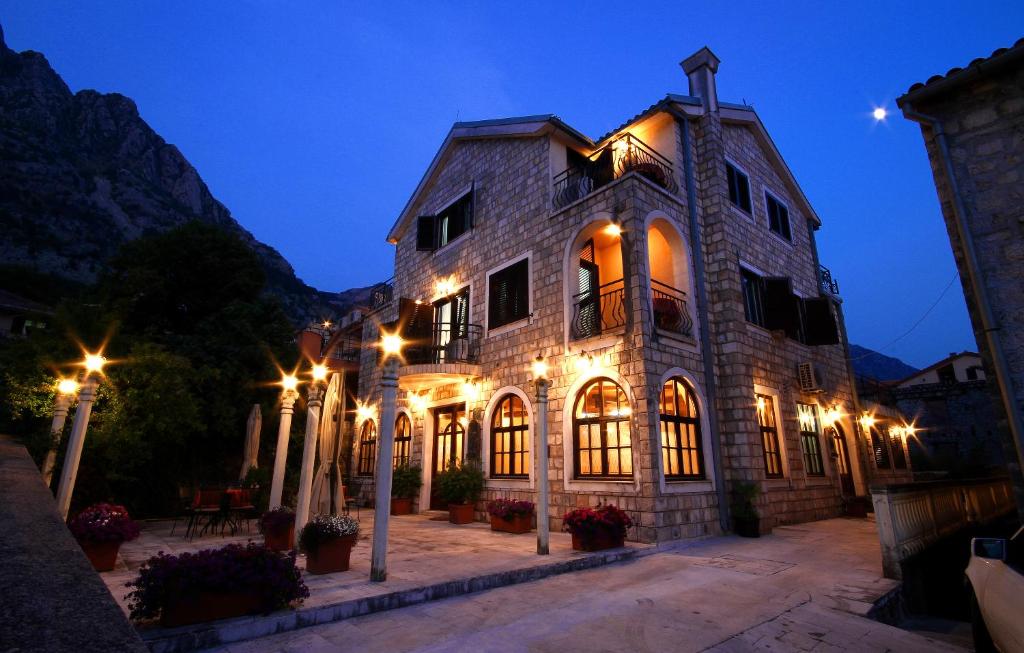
570 531 624 552
78 540 121 572
160 591 263 628
489 513 532 534
391 497 413 515
264 524 295 552
448 503 475 524
843 497 870 518
305 534 357 575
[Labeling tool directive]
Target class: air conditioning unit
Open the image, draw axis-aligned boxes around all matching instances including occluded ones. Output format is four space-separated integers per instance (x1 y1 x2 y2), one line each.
797 362 822 393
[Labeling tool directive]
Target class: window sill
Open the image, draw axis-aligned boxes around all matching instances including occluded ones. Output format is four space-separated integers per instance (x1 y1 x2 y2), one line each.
729 203 754 221
662 479 714 494
804 476 832 487
767 231 793 248
563 477 637 494
432 230 472 255
487 315 531 339
486 477 532 490
654 327 698 349
569 331 623 353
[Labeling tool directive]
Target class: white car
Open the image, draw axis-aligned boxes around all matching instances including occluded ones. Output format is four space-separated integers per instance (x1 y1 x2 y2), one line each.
967 526 1024 652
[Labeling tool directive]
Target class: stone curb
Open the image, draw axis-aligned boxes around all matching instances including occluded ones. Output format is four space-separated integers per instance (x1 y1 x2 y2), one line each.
141 546 641 653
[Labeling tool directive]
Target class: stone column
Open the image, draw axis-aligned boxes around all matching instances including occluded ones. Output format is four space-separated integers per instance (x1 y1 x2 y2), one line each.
371 357 399 582
294 384 324 534
41 392 73 488
55 378 98 519
269 390 298 510
535 377 551 555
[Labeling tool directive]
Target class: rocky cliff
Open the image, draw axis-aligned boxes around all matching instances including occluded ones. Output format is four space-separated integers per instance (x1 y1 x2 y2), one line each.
0 24 361 324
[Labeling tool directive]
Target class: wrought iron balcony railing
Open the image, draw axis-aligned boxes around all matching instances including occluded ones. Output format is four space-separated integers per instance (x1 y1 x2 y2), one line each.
819 265 840 296
326 334 362 362
651 279 693 337
570 278 626 341
553 134 678 210
403 322 483 365
371 278 394 310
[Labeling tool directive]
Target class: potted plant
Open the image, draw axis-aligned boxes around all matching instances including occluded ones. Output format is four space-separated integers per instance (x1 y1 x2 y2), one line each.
731 481 761 537
391 464 422 515
434 460 484 524
299 514 360 574
259 507 296 551
563 504 632 551
126 543 308 627
842 495 870 518
68 503 140 572
487 498 535 534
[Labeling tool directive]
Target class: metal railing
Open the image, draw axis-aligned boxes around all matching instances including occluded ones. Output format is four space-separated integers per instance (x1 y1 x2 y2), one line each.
552 134 678 210
819 265 840 296
651 280 693 337
404 322 483 365
326 335 362 362
570 279 626 341
371 278 394 310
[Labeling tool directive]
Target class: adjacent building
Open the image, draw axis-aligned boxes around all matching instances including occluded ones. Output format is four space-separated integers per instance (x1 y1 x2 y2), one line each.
354 48 912 543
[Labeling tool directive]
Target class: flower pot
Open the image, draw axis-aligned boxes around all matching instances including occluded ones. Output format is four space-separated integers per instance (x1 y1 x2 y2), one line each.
490 513 532 534
78 539 121 572
160 590 263 628
571 531 624 552
391 497 413 515
305 533 357 574
264 524 295 552
448 502 475 524
733 518 760 538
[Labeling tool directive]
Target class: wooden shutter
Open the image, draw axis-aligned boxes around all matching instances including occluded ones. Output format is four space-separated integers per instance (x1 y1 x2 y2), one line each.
416 216 436 251
763 277 799 337
489 259 529 329
803 297 840 346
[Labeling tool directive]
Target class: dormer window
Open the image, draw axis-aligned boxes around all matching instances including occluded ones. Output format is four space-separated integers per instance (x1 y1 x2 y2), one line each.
417 188 474 252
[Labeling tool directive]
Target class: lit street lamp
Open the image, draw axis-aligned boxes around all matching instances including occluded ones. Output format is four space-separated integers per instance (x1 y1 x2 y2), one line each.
532 355 550 555
295 363 328 534
371 331 403 582
268 373 300 510
40 377 80 487
55 352 106 519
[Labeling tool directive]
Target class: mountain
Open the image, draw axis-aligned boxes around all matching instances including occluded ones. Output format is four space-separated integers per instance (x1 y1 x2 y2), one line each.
0 24 365 325
849 344 919 382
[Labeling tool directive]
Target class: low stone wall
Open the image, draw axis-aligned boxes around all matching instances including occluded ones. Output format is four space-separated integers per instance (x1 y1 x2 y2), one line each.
0 435 147 652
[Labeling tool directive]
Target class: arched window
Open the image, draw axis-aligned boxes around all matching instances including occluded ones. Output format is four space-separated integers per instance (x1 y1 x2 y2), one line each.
358 420 377 476
659 378 703 479
393 414 412 468
491 394 529 478
573 378 632 478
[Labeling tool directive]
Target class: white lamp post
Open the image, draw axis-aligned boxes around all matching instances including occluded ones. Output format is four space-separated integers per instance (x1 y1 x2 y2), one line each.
532 355 550 555
295 363 328 535
41 377 79 488
269 373 300 510
55 353 106 519
371 333 402 582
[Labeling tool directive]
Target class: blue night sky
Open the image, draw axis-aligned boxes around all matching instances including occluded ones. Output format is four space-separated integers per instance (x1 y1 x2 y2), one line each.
4 2 1022 369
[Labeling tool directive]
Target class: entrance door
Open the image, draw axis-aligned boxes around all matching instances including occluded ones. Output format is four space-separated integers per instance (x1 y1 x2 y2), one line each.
830 425 855 496
430 404 466 509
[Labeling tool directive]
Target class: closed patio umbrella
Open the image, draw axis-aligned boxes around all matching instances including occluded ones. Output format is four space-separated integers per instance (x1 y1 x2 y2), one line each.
311 373 340 514
240 404 261 481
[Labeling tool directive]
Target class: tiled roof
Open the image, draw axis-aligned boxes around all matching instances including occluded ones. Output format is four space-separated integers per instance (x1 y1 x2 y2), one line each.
594 93 702 144
901 37 1024 99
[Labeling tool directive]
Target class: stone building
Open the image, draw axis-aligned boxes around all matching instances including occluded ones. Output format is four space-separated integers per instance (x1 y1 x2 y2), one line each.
354 48 911 543
897 38 1024 515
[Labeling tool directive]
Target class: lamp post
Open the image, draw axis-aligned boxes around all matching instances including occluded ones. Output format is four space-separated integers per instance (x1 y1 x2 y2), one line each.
269 373 300 510
55 353 106 519
295 363 328 535
532 355 550 555
371 333 403 582
41 377 80 488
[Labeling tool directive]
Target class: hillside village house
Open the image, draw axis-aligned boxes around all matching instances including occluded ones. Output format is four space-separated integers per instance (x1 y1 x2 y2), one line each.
352 48 912 543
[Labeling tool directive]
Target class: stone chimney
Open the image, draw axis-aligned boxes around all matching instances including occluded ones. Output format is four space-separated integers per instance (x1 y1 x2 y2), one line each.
681 47 721 112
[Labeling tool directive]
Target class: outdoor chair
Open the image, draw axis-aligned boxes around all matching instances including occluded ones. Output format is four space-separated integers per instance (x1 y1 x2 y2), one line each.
186 488 224 540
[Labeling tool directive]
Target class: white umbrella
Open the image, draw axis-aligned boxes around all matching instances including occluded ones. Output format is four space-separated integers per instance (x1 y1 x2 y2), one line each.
240 404 262 481
311 373 340 514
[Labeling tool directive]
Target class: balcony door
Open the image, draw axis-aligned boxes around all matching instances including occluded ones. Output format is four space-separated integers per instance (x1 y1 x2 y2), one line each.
433 288 469 363
830 425 855 496
431 404 466 509
576 239 601 339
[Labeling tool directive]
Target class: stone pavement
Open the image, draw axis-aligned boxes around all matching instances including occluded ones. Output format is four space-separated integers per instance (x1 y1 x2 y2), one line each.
197 519 966 653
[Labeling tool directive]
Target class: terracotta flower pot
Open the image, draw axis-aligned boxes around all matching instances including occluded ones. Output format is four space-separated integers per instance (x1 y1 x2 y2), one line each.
305 534 357 575
264 524 295 552
448 503 475 525
78 539 122 572
160 590 263 628
490 513 532 534
733 518 760 538
391 497 413 515
571 531 624 552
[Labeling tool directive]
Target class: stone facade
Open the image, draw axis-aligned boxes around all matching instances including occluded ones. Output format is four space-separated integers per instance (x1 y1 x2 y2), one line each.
353 54 904 543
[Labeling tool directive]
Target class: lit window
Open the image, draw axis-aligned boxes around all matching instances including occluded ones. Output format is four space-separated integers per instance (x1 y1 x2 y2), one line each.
490 394 529 478
659 378 703 480
797 403 824 477
393 414 411 468
756 394 784 479
573 378 632 479
358 420 377 476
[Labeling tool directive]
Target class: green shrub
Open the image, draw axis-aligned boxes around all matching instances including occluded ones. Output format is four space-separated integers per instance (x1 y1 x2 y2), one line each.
434 459 484 505
391 464 422 499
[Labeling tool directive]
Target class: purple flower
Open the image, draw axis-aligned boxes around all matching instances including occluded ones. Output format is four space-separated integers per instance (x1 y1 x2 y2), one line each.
562 504 633 538
68 503 140 544
486 498 535 520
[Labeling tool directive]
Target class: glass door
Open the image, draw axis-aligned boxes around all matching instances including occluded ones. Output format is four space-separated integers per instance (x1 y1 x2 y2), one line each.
431 404 466 509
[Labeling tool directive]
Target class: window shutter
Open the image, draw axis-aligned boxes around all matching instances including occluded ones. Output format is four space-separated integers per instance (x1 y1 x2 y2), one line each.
763 277 799 337
803 297 840 346
416 215 436 251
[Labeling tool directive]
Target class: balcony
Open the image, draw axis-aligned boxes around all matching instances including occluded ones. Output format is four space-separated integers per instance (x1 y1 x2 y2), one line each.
398 322 483 391
371 277 394 310
553 134 678 211
571 279 626 341
819 265 840 296
651 280 693 337
326 334 362 363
